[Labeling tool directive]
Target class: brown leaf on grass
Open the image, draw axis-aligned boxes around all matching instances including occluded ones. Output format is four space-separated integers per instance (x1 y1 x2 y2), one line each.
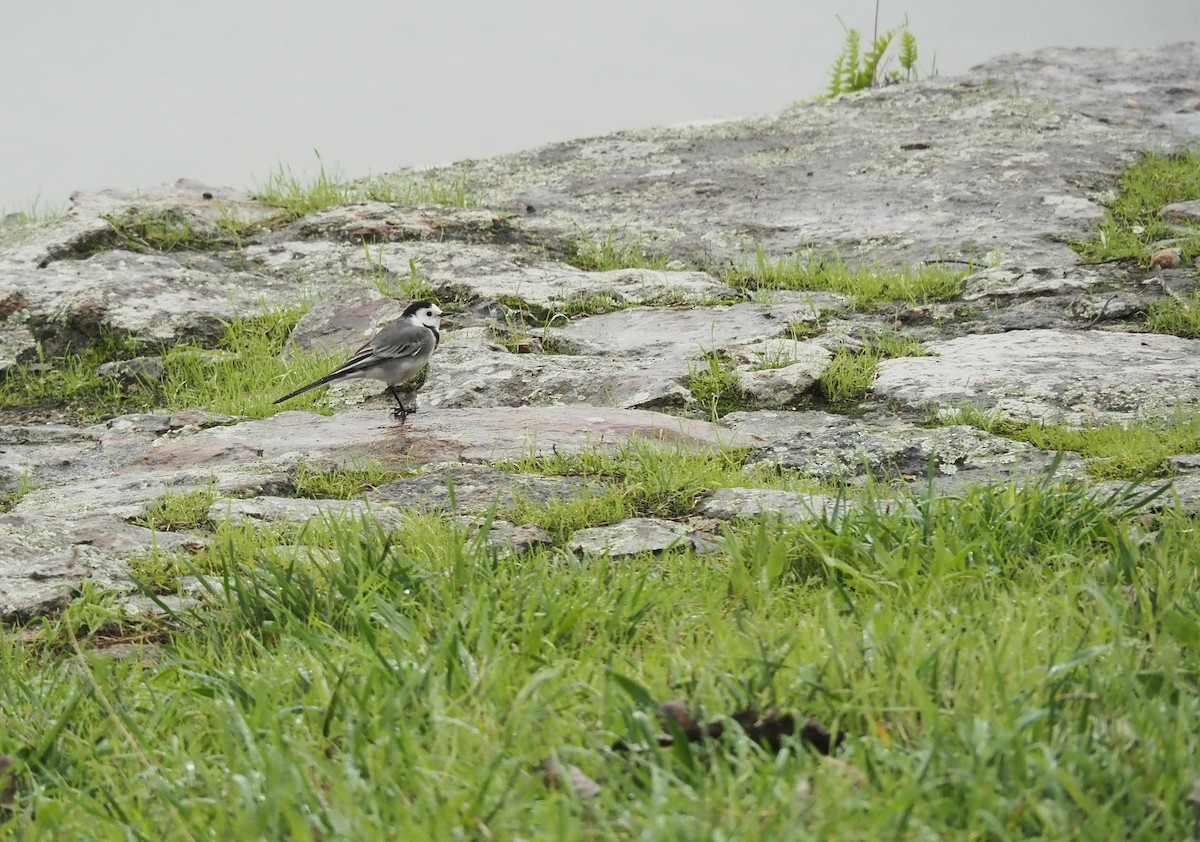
540 757 601 800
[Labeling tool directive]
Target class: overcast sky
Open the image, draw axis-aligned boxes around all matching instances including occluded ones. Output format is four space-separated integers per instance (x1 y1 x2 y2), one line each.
3 0 1199 211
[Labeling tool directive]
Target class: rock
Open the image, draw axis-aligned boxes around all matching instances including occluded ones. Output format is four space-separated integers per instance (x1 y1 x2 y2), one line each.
1160 199 1200 225
568 517 695 557
1167 454 1200 474
1149 249 1182 270
371 464 589 513
696 488 846 521
468 519 555 557
731 341 832 408
423 347 694 411
873 329 1200 425
551 302 828 359
0 513 201 623
726 410 1084 484
97 356 166 385
416 45 1197 269
280 202 527 246
0 249 312 353
206 496 402 528
1090 475 1200 516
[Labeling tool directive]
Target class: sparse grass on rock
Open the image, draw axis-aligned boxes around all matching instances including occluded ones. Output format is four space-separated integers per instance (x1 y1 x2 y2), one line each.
725 247 966 309
819 334 927 407
0 307 341 423
1145 291 1200 338
1073 148 1200 266
944 404 1200 480
688 352 758 419
256 159 478 220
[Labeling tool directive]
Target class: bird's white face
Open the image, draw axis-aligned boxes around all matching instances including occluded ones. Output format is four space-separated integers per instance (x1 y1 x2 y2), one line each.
410 304 443 331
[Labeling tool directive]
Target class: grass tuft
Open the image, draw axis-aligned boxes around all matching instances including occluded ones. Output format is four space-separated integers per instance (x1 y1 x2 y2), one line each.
255 157 478 220
819 333 926 406
688 353 758 419
725 247 965 309
944 404 1200 480
1073 148 1200 265
562 228 673 272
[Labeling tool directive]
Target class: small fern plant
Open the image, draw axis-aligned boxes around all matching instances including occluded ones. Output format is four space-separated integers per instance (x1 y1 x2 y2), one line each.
827 23 920 96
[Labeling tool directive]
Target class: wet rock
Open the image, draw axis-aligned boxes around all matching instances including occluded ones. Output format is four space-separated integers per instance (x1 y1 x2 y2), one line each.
551 302 827 359
1161 199 1200 225
371 463 589 513
568 518 695 558
97 356 165 385
726 410 1084 484
206 496 403 528
874 329 1200 425
0 513 201 623
696 488 846 521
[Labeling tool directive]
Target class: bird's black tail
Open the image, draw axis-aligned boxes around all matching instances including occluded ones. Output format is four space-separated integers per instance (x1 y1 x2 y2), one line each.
273 371 344 405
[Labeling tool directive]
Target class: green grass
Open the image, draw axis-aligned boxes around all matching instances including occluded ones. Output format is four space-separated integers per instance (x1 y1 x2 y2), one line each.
495 440 815 542
2 475 1196 838
100 209 254 254
291 462 404 499
361 247 437 300
945 404 1200 480
0 307 343 423
134 487 217 532
255 158 478 221
0 473 35 513
562 229 673 272
688 353 758 420
725 247 966 309
1073 148 1200 265
1145 292 1200 338
819 334 927 407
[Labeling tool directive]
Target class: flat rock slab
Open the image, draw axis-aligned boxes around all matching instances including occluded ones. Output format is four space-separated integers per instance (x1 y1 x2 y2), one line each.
0 513 201 623
206 496 403 528
140 406 761 471
874 328 1200 425
371 464 589 513
424 346 694 411
551 302 831 359
568 517 695 558
725 409 1084 484
243 238 740 311
695 488 845 521
415 44 1200 267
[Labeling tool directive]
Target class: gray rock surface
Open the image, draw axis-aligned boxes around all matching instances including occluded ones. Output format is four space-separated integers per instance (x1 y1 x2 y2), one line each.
568 518 696 558
206 496 403 528
371 464 590 513
695 488 846 521
874 329 1200 425
415 44 1200 269
726 410 1085 484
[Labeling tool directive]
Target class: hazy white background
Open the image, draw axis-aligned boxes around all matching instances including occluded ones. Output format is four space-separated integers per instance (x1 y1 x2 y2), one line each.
3 1 1198 211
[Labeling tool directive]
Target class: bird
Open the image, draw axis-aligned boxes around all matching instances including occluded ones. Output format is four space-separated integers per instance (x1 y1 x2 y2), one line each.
273 300 443 423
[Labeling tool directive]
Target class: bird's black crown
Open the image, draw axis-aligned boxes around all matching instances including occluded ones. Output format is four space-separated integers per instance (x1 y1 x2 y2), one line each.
402 300 437 317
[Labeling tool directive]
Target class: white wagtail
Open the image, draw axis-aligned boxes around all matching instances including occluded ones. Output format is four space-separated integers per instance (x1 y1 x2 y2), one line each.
274 300 443 422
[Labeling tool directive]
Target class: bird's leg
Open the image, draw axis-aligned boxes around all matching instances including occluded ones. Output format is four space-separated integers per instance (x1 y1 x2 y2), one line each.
387 386 410 423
